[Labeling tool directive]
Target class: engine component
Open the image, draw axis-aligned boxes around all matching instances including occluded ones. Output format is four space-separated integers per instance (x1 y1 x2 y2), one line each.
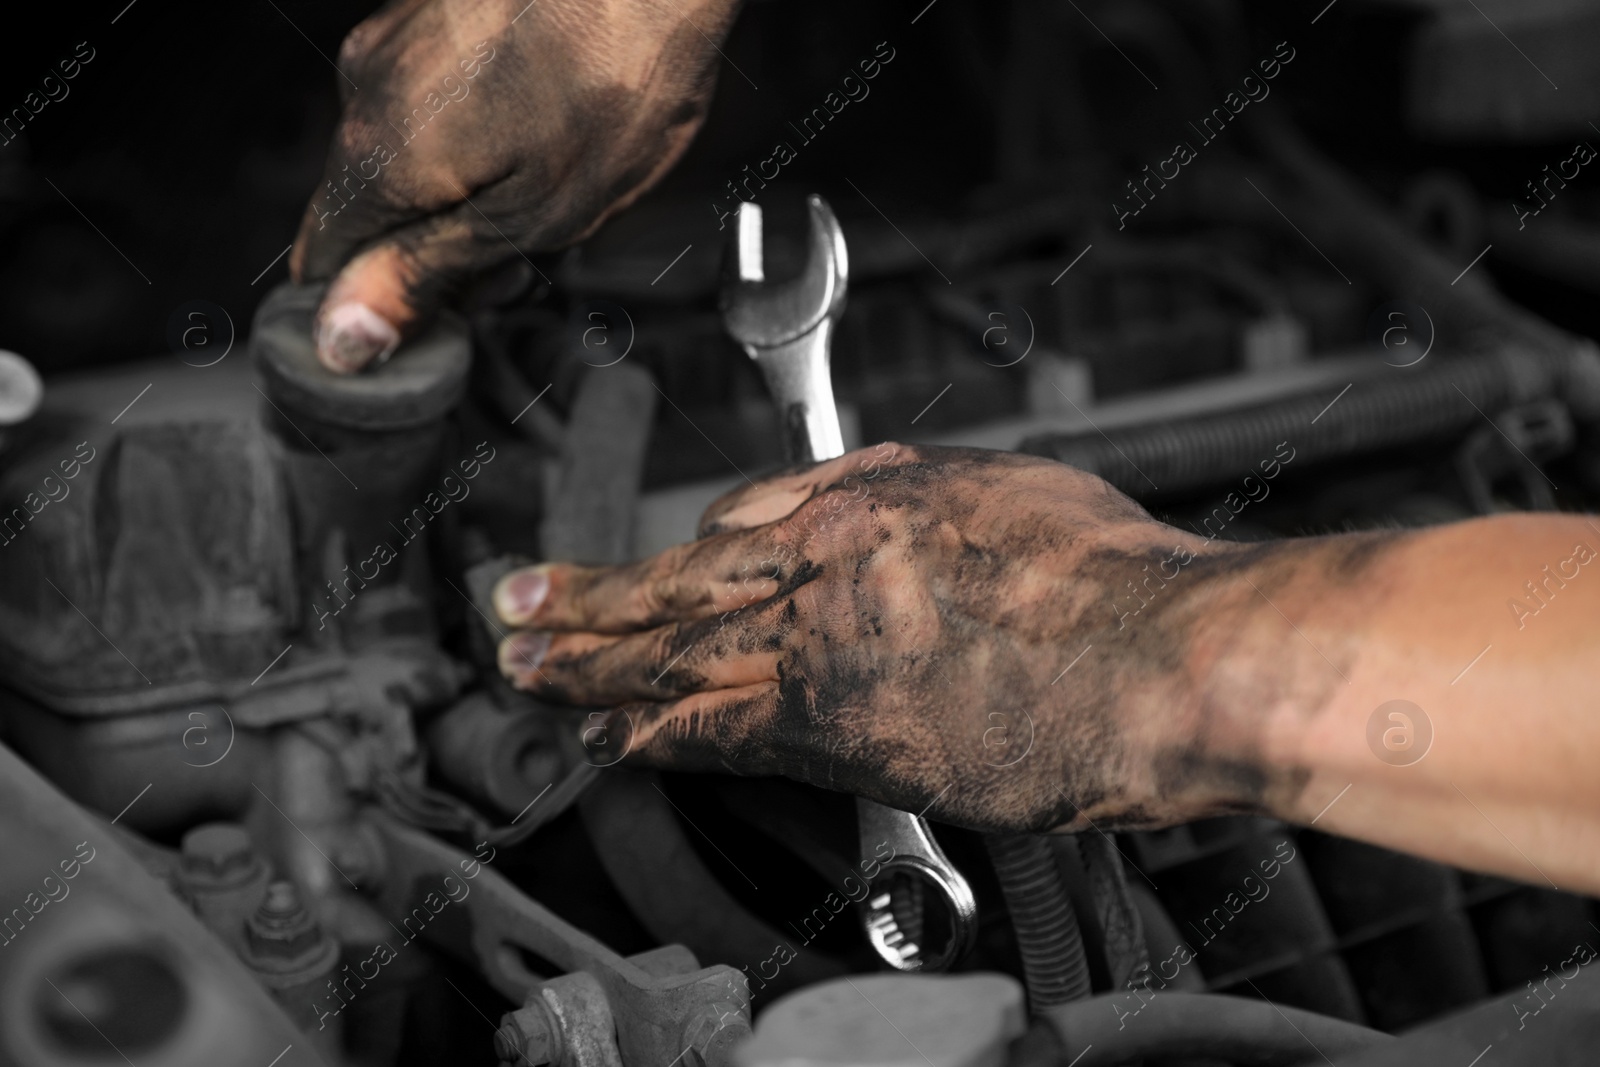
252 280 472 646
500 971 624 1067
1455 398 1574 513
0 740 327 1067
1406 1 1600 141
8 6 1600 1060
735 973 1025 1067
240 882 343 1063
1044 990 1390 1066
984 835 1091 1011
362 813 751 1067
721 195 979 974
178 822 272 950
1021 346 1598 500
422 690 564 823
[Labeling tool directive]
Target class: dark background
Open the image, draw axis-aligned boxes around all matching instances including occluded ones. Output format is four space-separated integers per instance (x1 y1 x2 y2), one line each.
4 0 1591 376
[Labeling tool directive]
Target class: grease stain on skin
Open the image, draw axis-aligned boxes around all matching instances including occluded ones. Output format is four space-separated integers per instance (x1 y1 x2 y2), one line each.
540 445 1413 837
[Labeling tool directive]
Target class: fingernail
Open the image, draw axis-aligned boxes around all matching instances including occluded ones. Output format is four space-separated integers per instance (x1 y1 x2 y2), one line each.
498 632 551 679
315 302 400 374
494 567 550 624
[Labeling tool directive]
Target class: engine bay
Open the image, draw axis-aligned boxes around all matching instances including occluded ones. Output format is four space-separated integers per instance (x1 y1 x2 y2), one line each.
3 1 1600 1064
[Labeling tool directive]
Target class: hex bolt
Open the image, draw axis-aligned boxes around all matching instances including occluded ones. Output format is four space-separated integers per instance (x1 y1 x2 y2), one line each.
260 881 299 919
180 823 263 886
331 843 369 888
245 881 325 963
495 999 561 1066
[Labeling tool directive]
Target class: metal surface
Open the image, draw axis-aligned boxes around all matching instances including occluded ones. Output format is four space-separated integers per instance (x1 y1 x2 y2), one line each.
857 796 979 974
720 196 977 973
1020 346 1595 499
0 741 327 1067
239 881 343 1065
363 813 750 1067
514 972 625 1067
721 197 849 462
735 974 1025 1067
178 822 271 949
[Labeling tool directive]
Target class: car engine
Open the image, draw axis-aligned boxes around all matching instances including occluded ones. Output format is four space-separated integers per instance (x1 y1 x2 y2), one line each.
2 1 1598 1065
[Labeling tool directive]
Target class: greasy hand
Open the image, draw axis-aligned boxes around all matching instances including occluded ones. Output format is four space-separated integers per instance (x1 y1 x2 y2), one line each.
291 0 740 373
493 444 1281 833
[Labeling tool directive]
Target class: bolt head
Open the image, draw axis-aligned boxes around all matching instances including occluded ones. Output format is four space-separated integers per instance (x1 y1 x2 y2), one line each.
180 823 261 884
259 881 299 916
497 1002 558 1066
245 881 323 962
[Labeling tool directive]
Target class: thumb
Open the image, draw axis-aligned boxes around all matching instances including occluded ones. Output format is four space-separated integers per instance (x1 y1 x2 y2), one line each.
307 205 488 374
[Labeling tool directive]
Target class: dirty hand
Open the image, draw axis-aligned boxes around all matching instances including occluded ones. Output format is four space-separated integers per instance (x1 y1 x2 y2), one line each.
491 443 1299 834
290 0 741 374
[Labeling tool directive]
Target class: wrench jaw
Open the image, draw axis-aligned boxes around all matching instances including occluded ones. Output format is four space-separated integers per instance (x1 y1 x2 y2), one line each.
721 196 851 466
720 196 849 352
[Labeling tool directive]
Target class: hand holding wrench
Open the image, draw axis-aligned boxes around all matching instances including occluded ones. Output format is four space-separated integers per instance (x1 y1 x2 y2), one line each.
719 195 977 972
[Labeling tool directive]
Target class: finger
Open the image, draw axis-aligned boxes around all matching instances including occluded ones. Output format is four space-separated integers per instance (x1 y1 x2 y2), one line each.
499 603 786 702
697 442 917 536
288 0 494 289
587 682 790 775
300 203 500 374
493 524 793 633
289 119 428 295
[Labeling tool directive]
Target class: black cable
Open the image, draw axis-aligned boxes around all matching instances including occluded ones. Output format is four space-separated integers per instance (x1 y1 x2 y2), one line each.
986 833 1093 1011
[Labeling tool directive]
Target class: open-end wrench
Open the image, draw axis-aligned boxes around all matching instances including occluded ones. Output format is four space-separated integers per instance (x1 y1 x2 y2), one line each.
720 195 977 972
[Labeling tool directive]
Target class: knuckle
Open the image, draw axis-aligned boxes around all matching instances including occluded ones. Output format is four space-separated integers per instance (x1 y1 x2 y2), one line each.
786 488 860 547
337 19 384 72
630 582 668 626
653 622 686 663
632 562 679 624
568 570 611 626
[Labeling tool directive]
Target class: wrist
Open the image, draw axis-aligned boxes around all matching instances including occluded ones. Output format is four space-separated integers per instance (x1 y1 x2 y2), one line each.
1123 529 1339 825
1061 523 1277 827
1178 529 1407 824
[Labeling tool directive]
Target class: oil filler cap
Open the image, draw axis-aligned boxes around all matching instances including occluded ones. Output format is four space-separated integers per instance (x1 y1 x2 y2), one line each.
736 974 1024 1067
250 281 470 431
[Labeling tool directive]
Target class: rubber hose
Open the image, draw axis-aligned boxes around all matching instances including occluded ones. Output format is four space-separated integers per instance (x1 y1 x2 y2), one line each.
985 833 1092 1010
1044 991 1392 1066
1019 347 1600 500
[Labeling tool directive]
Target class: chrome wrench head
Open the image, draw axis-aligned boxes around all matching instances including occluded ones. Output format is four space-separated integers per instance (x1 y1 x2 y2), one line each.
718 195 977 972
721 196 848 357
721 196 850 464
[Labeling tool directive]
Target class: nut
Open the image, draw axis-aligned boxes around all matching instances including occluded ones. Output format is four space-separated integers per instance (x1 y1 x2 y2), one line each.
496 1000 560 1066
180 823 262 885
245 881 324 962
683 1001 751 1067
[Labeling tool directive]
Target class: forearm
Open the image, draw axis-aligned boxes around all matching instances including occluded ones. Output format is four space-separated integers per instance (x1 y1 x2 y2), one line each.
1204 514 1600 893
